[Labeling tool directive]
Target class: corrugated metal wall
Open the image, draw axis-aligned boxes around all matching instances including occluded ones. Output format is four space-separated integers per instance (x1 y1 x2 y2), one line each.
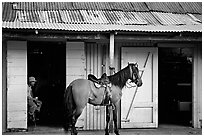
83 43 109 130
66 42 109 130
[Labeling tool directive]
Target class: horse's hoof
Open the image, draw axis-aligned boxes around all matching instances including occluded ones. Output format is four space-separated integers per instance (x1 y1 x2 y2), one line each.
71 132 78 135
105 132 109 135
114 130 120 135
71 129 78 135
105 129 109 135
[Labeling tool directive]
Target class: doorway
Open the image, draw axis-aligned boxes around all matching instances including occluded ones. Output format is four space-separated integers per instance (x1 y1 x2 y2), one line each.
158 47 193 126
27 41 66 126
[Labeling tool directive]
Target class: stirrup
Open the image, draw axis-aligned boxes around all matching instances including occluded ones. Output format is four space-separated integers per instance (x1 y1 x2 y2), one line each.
111 103 115 110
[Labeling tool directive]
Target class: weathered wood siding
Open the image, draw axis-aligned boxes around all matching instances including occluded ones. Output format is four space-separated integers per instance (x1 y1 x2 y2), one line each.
66 42 86 128
7 41 27 129
66 42 86 85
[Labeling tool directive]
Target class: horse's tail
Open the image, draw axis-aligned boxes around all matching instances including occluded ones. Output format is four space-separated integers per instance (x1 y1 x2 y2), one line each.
64 85 76 131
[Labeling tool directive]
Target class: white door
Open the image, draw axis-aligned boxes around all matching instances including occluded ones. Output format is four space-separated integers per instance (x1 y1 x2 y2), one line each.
121 47 158 128
7 41 27 129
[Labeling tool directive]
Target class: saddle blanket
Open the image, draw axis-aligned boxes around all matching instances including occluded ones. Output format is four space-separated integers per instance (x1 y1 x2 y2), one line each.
94 83 112 88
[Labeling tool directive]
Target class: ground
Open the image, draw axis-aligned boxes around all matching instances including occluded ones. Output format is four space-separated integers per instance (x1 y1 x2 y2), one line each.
3 124 202 135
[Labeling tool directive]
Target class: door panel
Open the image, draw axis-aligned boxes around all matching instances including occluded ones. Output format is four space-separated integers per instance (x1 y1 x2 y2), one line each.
7 41 27 129
121 47 158 128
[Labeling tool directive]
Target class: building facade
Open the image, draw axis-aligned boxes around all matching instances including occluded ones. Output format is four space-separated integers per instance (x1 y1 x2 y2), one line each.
2 2 202 132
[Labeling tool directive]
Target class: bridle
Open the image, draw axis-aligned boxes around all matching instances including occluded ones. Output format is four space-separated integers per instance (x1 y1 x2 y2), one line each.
129 63 139 83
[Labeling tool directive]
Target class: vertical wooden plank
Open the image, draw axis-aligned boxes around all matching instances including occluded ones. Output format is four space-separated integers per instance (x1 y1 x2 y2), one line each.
197 45 202 128
115 42 121 128
193 45 202 128
84 44 88 130
7 41 27 129
66 42 86 128
90 44 94 130
152 48 158 128
86 44 91 130
2 40 7 132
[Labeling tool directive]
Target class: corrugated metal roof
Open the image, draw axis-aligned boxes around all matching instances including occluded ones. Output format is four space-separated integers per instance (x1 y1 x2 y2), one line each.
15 10 150 25
9 2 201 14
179 2 202 14
145 2 202 14
152 12 201 25
13 10 201 26
2 2 202 32
12 2 148 11
192 14 202 22
2 21 202 32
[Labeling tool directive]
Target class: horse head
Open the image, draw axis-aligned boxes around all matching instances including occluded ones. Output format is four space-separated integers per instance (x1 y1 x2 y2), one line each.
128 63 143 87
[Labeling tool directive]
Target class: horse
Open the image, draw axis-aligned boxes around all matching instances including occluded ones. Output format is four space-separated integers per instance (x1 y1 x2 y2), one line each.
64 63 142 135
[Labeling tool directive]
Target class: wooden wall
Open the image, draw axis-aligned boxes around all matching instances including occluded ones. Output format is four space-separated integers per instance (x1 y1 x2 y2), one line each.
66 42 86 128
66 42 86 85
2 40 7 132
193 45 202 128
7 41 27 129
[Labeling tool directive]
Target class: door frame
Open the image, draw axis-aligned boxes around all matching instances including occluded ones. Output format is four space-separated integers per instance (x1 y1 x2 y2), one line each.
158 43 201 128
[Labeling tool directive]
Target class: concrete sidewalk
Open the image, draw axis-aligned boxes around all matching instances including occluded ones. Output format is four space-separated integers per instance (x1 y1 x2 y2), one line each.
3 124 202 135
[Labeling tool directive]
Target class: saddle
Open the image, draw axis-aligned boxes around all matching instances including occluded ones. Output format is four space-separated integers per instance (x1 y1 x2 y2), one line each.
88 73 113 106
88 74 102 85
88 73 111 88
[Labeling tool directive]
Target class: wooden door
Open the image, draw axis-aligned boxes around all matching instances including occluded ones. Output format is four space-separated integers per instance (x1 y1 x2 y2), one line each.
121 47 158 128
7 41 27 129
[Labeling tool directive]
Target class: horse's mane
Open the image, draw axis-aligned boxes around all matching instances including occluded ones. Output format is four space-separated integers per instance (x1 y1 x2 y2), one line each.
108 65 130 89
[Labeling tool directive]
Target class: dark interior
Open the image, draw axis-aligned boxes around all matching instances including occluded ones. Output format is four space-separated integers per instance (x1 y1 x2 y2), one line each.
28 41 66 126
158 47 192 126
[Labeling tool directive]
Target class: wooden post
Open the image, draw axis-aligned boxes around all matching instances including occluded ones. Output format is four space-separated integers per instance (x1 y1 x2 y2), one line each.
2 40 7 132
109 32 115 133
110 32 115 70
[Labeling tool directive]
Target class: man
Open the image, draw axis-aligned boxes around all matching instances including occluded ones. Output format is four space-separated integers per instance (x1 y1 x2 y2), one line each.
27 77 42 121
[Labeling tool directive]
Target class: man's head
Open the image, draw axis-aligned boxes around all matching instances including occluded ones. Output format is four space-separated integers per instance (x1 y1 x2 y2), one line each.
29 77 37 86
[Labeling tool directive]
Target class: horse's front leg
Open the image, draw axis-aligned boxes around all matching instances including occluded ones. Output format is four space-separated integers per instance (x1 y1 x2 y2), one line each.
113 104 120 135
105 105 110 135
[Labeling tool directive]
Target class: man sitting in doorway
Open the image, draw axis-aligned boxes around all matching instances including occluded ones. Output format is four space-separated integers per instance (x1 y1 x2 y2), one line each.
27 76 42 121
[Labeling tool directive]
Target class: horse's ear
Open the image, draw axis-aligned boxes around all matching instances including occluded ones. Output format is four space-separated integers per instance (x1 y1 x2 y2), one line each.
135 62 138 67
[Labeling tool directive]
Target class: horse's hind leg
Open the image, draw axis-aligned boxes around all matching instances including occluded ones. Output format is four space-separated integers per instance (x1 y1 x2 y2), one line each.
71 108 84 135
64 114 72 132
105 106 110 135
113 104 120 135
71 114 78 135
